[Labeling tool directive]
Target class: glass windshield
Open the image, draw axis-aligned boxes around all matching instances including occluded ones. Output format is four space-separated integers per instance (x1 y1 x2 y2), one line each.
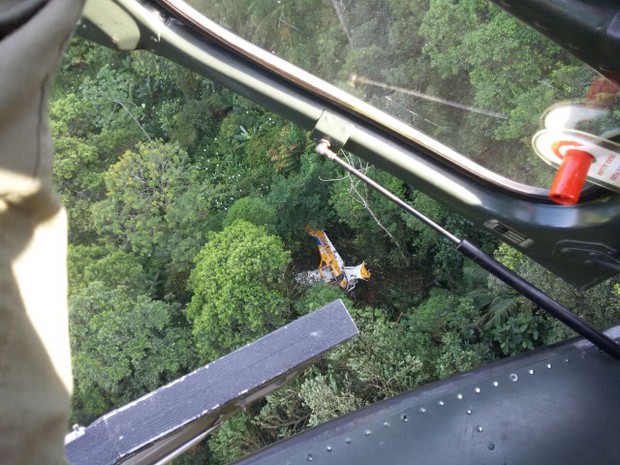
179 0 620 189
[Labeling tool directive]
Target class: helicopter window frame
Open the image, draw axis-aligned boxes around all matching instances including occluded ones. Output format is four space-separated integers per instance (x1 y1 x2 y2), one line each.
153 0 605 204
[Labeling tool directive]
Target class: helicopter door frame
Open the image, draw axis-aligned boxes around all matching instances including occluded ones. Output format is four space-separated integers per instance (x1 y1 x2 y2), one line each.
77 0 620 289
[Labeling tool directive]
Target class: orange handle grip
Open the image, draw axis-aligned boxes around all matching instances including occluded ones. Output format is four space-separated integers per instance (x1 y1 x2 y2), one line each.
549 148 594 205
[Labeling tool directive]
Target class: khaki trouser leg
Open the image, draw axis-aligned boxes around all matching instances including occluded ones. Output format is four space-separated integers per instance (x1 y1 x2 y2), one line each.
0 205 72 465
0 0 84 463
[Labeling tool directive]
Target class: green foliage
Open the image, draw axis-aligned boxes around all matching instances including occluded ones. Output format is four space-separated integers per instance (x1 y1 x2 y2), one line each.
223 196 277 233
55 9 620 465
294 284 351 316
50 93 116 242
334 308 426 399
51 42 181 243
403 193 493 287
267 152 335 250
252 381 311 440
299 372 364 427
468 288 520 328
491 310 544 356
326 306 427 403
232 304 431 458
418 0 594 183
404 288 496 379
435 332 493 380
93 141 190 256
244 117 306 176
208 413 264 465
186 220 292 361
492 243 620 337
69 282 195 423
329 160 411 267
68 244 150 296
196 0 346 81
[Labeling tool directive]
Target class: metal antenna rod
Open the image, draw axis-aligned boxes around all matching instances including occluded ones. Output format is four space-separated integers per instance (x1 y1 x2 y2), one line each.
316 140 460 244
316 139 620 359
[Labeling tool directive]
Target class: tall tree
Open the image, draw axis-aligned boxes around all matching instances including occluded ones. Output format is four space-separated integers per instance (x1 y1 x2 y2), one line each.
69 282 195 423
186 219 292 361
92 140 190 256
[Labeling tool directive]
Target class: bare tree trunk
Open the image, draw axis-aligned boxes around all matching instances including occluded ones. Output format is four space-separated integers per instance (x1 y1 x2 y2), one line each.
330 0 352 44
321 153 411 266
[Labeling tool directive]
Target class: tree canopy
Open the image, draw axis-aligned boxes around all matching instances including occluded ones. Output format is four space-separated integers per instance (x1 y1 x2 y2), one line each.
53 3 620 463
186 219 292 361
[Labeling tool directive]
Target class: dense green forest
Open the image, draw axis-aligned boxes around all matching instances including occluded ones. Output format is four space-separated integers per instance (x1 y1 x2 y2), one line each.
54 1 620 464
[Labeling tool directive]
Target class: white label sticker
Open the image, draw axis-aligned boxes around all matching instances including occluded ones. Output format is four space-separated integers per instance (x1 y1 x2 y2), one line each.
532 129 620 193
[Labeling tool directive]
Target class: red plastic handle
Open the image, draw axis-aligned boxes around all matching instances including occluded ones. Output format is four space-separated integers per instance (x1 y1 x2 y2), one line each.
549 148 594 205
